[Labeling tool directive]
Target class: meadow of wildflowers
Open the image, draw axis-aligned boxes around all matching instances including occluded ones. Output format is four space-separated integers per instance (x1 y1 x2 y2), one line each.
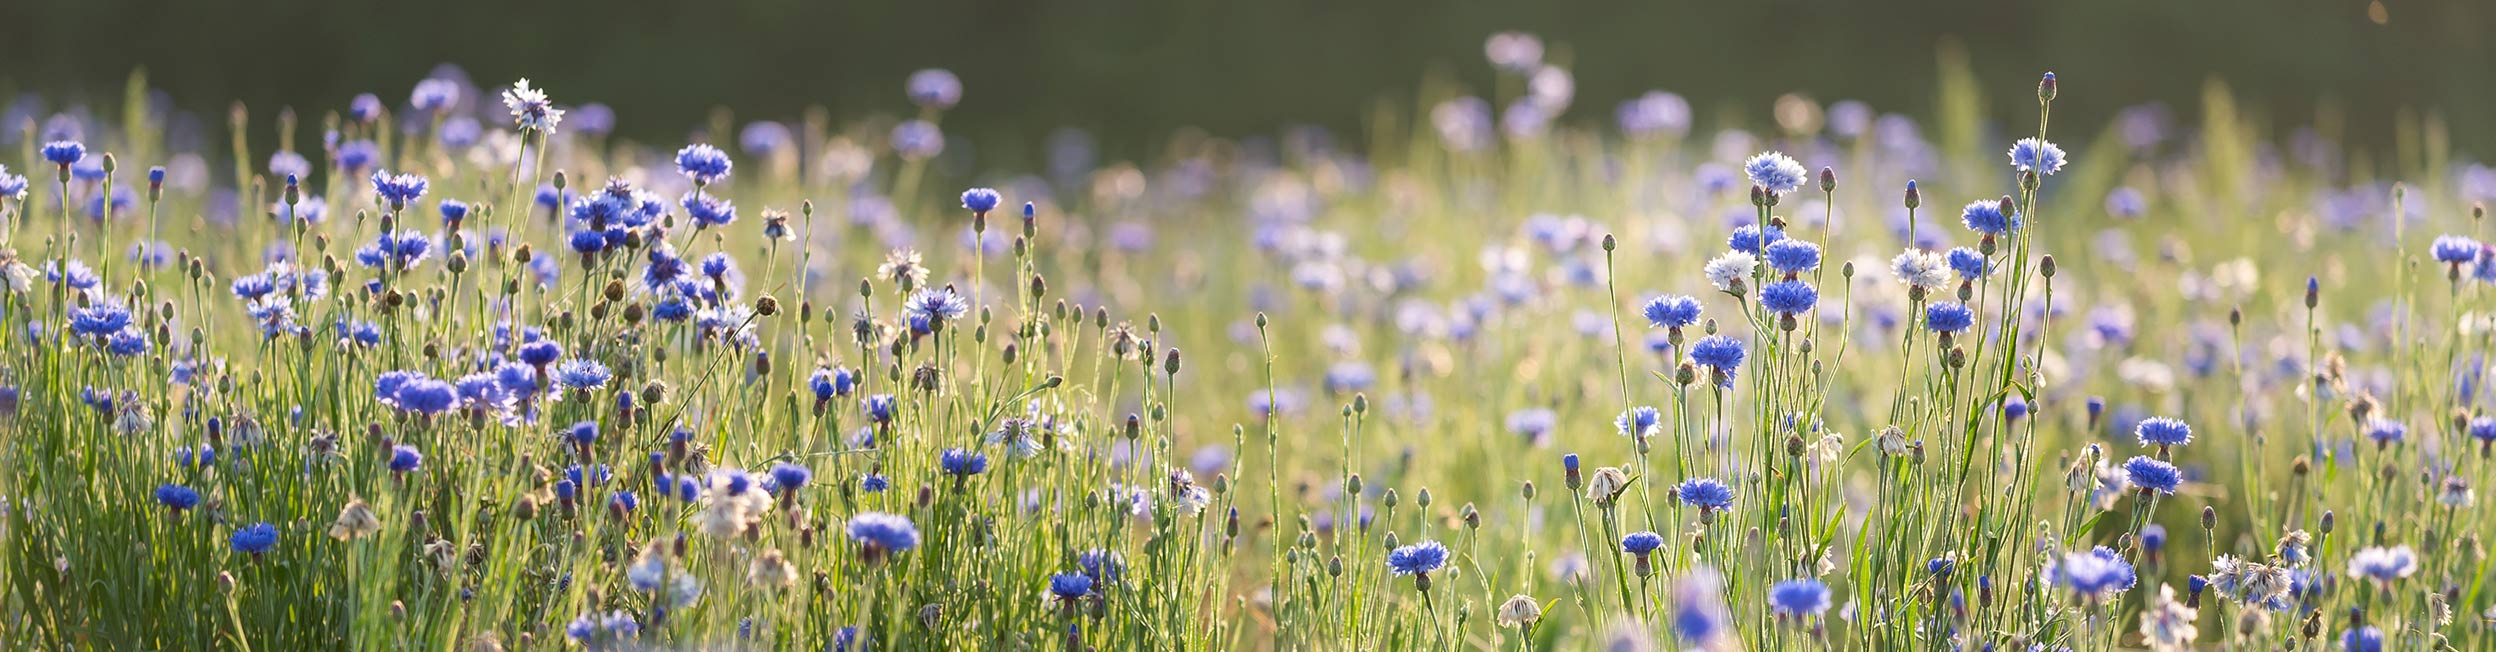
0 33 2491 652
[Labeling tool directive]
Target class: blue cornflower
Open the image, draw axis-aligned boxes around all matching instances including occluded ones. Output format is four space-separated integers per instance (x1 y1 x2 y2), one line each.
863 394 897 423
2008 138 2067 175
230 522 279 555
375 370 421 404
348 93 384 122
105 329 149 356
809 367 857 401
1615 406 1661 439
674 144 734 185
1763 239 1821 274
335 140 379 171
1759 280 1817 315
699 252 737 280
409 78 460 114
1726 224 1785 253
388 445 423 473
2433 235 2483 264
70 157 106 182
518 341 564 367
2122 456 2182 494
567 229 607 255
940 448 990 477
453 372 501 407
608 491 637 514
1048 573 1094 601
269 150 311 179
46 259 100 290
906 69 963 109
41 140 84 167
2345 545 2417 585
1927 557 1955 579
1641 295 1702 329
2340 627 2384 652
1767 579 1832 619
566 421 599 446
2003 396 2030 420
2048 546 2137 600
1689 335 1745 380
2134 417 2192 448
1960 199 2018 235
860 473 890 493
370 169 429 208
2363 418 2405 447
1676 478 1736 511
501 79 564 134
2471 416 2496 444
1945 247 1989 279
1620 531 1664 555
1743 151 1807 194
770 462 811 492
0 166 25 199
682 193 736 228
904 287 971 325
68 302 133 337
890 120 944 160
652 296 693 322
156 484 201 511
554 359 612 391
394 378 459 415
1924 302 1974 333
961 187 1001 214
438 200 469 226
1386 540 1450 576
2140 524 2167 553
847 511 921 553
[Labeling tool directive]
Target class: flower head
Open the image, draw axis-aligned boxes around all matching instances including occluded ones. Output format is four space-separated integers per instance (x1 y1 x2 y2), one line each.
847 512 921 553
1758 280 1817 315
940 448 990 477
2122 456 2182 494
674 144 734 185
1925 302 1975 333
906 69 963 109
2432 235 2482 264
1767 579 1832 619
1961 199 2019 235
155 484 201 511
231 522 279 555
1702 251 1756 292
1688 335 1746 383
1386 540 1450 576
387 445 423 473
2135 417 2192 448
2363 418 2405 446
1743 151 1807 194
1584 403 1648 440
1763 239 1821 273
2009 138 2067 175
1676 477 1736 511
2345 545 2417 585
2048 546 2138 601
961 187 1002 214
1642 295 1702 329
369 169 429 207
1620 531 1664 555
41 141 85 167
501 79 564 134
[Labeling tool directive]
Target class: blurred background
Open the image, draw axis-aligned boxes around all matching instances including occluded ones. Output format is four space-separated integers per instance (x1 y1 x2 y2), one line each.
1 0 2490 165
